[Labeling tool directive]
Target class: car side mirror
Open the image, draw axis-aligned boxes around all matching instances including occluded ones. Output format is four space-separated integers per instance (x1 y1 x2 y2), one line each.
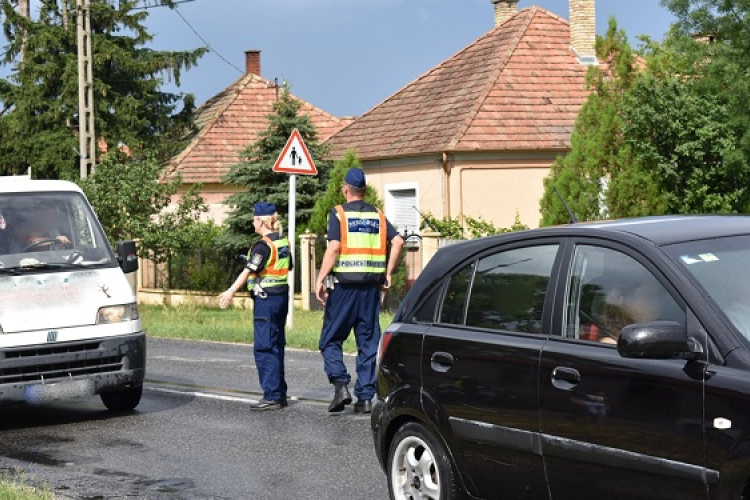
617 321 699 360
116 240 139 274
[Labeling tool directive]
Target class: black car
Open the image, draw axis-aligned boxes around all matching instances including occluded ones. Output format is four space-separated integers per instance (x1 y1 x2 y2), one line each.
372 215 750 500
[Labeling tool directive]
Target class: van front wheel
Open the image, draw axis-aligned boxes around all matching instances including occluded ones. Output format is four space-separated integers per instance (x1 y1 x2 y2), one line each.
101 386 142 412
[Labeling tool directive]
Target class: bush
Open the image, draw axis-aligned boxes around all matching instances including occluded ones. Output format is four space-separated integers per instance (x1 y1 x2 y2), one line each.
168 247 235 292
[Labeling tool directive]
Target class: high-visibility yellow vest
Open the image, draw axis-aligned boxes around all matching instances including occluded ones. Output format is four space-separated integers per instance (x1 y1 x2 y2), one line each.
247 236 290 290
332 204 387 284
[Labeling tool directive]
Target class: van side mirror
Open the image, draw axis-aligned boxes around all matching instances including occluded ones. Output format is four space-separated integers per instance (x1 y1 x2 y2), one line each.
617 321 699 360
116 240 139 274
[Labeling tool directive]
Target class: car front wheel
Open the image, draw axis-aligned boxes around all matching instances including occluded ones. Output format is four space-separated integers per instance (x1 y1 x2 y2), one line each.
387 421 460 500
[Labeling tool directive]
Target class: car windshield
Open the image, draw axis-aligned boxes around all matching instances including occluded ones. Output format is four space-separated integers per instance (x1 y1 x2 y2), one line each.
664 235 750 340
0 191 116 270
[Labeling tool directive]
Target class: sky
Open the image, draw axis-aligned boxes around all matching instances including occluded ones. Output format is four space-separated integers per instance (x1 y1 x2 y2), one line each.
6 1 677 118
141 0 675 117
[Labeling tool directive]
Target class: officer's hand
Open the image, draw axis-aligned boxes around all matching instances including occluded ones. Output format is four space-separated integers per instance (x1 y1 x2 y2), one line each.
219 290 234 309
381 275 391 291
315 281 328 306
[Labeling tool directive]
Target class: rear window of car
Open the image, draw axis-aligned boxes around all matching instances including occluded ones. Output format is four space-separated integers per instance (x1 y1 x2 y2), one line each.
437 244 558 333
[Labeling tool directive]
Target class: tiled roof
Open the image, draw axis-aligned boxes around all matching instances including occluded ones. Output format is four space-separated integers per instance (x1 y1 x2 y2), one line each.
327 7 597 160
168 74 353 184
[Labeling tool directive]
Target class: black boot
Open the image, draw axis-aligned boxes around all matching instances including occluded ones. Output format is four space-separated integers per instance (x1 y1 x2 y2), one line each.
328 383 352 412
353 398 372 414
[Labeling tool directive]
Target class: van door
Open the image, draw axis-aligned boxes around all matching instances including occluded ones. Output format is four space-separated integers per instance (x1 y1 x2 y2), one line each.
539 243 707 499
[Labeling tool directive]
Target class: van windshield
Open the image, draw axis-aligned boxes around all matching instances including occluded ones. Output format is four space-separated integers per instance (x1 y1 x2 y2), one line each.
0 192 116 270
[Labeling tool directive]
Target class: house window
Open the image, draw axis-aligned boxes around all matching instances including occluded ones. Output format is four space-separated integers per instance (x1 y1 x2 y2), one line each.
385 183 419 237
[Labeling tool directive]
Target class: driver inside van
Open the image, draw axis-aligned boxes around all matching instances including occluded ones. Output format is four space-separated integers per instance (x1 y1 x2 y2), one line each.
11 205 71 252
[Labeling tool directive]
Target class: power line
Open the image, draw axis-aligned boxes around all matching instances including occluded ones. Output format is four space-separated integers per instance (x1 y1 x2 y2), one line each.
132 0 244 77
133 0 197 10
170 7 244 75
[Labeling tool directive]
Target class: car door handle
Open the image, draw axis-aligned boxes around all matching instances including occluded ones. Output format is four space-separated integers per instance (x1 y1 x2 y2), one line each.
551 366 580 390
430 352 454 372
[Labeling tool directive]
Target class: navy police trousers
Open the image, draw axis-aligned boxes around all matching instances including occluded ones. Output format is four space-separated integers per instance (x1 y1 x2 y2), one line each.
319 283 381 401
253 293 288 402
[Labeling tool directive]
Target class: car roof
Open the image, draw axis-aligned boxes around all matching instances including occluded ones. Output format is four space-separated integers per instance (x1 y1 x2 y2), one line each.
557 215 750 245
397 215 750 321
445 215 750 253
416 215 750 291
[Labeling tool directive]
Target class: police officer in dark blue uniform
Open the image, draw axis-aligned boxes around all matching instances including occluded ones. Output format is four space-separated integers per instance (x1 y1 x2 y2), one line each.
219 202 292 411
315 168 404 413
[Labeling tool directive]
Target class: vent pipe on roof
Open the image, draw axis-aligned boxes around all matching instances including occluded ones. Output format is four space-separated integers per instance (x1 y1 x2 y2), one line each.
245 50 261 75
569 0 598 65
491 0 518 26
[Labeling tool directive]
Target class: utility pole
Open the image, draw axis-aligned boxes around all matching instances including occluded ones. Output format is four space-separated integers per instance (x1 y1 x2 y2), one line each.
77 0 95 179
73 0 197 179
17 0 29 62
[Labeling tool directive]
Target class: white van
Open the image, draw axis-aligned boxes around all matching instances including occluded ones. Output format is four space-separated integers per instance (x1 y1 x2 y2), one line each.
0 177 144 411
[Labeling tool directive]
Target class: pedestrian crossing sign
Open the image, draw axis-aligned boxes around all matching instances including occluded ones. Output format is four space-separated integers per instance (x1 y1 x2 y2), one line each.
272 128 318 175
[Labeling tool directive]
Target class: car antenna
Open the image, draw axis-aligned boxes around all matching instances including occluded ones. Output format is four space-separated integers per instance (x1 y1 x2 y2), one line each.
413 205 439 232
553 187 578 224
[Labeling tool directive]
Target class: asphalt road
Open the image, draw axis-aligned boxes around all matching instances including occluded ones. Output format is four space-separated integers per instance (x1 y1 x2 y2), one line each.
0 337 389 499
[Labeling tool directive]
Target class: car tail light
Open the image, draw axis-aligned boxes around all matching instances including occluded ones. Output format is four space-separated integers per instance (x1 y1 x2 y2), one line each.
377 330 394 368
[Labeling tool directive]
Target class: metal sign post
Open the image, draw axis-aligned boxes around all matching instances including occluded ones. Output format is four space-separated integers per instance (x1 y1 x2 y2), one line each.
287 174 296 329
272 129 317 329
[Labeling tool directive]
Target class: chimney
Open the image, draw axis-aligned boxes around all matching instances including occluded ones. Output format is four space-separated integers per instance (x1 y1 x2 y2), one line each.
491 0 518 27
569 0 597 65
245 50 261 75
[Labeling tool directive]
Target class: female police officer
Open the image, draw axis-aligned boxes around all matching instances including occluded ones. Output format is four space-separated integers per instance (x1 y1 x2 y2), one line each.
219 202 291 410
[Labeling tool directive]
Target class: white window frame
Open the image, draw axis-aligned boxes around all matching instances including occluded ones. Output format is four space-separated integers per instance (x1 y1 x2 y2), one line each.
385 182 420 237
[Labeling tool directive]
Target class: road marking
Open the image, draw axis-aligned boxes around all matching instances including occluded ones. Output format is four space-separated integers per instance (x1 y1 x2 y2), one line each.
150 356 236 363
148 386 260 404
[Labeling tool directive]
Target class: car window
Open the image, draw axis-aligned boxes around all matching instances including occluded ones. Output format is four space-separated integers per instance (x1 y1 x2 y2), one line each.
412 285 443 323
439 263 474 325
464 245 558 333
564 245 685 343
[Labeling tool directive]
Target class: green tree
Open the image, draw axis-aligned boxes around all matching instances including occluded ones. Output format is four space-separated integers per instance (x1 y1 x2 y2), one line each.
660 0 750 211
220 86 332 253
78 153 208 273
613 74 742 215
307 150 382 235
540 15 744 224
539 19 640 226
0 0 206 179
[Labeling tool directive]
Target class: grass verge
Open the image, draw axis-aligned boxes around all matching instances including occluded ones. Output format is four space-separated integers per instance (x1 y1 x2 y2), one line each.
139 304 395 353
0 476 53 500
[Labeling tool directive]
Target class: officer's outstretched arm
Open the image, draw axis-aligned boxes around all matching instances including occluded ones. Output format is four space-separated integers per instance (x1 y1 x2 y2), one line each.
219 268 251 309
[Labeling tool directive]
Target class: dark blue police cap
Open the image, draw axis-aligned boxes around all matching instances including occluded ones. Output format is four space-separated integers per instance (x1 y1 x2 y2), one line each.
254 202 276 217
344 168 366 189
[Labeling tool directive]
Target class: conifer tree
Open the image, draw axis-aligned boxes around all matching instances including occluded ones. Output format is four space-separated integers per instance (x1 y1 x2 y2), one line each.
539 19 640 226
0 0 206 179
307 150 382 236
220 86 332 252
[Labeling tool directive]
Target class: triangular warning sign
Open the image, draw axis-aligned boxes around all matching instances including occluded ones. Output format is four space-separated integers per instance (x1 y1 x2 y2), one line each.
272 129 318 175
